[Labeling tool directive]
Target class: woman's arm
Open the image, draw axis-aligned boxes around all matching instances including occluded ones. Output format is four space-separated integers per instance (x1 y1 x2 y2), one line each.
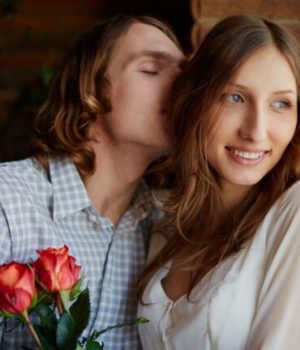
246 184 300 349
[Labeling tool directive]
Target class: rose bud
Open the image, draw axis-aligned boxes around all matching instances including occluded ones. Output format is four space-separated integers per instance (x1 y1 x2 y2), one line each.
33 246 81 292
0 262 37 315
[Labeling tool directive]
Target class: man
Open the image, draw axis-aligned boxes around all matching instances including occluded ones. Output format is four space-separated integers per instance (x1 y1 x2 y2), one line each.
0 14 185 349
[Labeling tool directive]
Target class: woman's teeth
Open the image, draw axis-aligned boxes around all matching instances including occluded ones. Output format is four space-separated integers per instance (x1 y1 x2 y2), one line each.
231 149 265 159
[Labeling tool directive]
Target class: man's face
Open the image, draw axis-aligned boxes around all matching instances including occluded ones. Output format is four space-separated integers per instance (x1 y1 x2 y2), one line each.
102 22 185 157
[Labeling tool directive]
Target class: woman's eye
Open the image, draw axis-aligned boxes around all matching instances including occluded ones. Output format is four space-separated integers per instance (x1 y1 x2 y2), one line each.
221 93 244 104
272 100 291 110
227 93 243 103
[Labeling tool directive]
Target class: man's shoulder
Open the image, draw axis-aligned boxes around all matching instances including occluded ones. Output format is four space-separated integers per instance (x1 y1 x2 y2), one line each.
0 158 49 200
0 157 42 175
147 206 164 222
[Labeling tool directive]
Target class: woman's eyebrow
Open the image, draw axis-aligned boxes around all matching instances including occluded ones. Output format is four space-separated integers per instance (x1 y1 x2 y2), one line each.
226 83 296 96
225 82 249 90
272 90 296 96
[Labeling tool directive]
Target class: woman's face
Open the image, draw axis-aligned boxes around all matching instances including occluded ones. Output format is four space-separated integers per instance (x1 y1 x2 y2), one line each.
206 46 298 203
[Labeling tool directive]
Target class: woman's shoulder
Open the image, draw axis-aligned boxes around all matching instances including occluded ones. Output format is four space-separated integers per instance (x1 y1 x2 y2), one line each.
261 180 300 253
277 180 300 208
268 180 300 224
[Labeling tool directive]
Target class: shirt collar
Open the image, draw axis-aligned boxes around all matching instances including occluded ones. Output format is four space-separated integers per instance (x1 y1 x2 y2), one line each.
124 180 155 226
49 157 91 221
49 156 155 223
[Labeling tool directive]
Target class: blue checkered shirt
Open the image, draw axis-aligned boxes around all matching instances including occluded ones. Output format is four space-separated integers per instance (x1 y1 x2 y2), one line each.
0 156 159 350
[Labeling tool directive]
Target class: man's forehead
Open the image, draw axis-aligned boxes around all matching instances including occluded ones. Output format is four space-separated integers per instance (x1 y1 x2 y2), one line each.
109 23 185 68
123 50 182 66
117 23 179 53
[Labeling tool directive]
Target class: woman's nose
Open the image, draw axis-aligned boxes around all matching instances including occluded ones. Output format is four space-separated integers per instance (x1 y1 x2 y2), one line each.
238 105 268 142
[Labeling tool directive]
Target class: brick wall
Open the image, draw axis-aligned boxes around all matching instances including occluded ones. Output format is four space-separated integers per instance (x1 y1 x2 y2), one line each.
0 0 106 160
191 0 300 48
0 0 106 116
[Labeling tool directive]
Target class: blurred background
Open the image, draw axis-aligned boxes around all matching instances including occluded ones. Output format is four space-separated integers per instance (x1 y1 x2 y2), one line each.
0 0 299 162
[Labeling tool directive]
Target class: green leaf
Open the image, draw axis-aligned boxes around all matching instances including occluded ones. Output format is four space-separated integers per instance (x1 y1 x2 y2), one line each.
34 326 57 350
135 316 149 325
41 63 53 87
70 279 83 300
75 343 84 350
86 340 104 350
56 312 76 350
34 304 58 349
70 288 90 339
56 289 90 350
34 303 57 331
36 290 54 305
59 290 71 313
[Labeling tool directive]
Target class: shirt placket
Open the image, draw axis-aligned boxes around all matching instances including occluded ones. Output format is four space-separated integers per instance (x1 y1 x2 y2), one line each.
99 222 115 298
160 301 174 350
83 209 116 334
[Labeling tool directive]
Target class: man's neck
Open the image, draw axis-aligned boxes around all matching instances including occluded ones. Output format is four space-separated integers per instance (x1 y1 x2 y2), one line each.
84 140 159 225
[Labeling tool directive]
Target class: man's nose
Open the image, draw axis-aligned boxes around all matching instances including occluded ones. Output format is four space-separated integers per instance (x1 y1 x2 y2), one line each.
238 105 268 142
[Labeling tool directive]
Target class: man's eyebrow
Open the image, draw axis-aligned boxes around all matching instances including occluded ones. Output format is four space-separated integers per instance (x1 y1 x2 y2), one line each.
123 50 183 67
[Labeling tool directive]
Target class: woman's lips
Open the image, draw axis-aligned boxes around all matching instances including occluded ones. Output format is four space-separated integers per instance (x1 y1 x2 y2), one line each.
225 146 270 165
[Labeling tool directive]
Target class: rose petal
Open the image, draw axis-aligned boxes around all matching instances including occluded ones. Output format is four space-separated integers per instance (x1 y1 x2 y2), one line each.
34 246 80 292
0 263 22 287
0 287 33 314
15 266 36 296
58 257 80 290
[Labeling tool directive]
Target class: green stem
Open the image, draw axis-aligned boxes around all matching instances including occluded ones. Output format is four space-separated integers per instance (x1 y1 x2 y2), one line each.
54 292 64 315
22 310 44 350
90 317 149 339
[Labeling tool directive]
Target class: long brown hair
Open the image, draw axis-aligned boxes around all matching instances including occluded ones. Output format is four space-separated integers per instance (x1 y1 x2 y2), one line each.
137 16 300 299
30 14 181 178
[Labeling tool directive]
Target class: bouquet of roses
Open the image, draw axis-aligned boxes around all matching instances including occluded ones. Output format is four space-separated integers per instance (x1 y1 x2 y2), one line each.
0 246 148 350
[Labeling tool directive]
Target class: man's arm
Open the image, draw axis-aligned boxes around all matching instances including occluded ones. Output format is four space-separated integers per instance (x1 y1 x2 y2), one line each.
0 205 12 264
0 205 12 345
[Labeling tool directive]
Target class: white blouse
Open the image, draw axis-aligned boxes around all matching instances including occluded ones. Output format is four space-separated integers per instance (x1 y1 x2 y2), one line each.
138 181 300 350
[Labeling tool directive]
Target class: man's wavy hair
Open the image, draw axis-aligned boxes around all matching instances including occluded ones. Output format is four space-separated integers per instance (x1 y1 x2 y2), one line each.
30 14 181 178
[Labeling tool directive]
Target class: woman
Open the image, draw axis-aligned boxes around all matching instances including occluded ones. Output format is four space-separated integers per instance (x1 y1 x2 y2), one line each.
137 16 300 349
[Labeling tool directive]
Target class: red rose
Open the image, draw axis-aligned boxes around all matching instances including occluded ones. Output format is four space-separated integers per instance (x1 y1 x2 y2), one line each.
34 246 81 292
0 262 37 315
